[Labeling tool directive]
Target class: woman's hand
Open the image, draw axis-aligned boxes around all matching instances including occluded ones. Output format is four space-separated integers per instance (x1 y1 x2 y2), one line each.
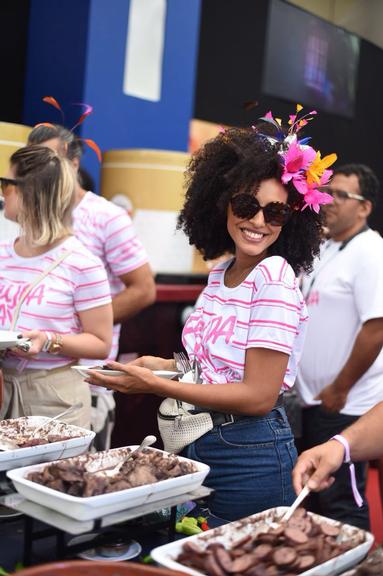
292 440 345 494
85 361 160 394
130 356 175 371
11 330 47 357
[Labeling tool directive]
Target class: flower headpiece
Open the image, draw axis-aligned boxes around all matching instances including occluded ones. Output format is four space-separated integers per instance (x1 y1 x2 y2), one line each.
257 104 337 213
34 96 102 162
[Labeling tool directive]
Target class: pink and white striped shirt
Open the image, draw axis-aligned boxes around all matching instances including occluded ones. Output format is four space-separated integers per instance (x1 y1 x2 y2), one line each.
72 192 148 361
182 256 308 390
0 236 112 370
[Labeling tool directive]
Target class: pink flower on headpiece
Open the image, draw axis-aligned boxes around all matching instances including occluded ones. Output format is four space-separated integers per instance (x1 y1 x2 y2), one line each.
294 171 334 213
301 188 333 213
282 140 316 185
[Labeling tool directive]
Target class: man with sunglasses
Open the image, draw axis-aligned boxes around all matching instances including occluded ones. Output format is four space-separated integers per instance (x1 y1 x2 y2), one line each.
296 163 383 530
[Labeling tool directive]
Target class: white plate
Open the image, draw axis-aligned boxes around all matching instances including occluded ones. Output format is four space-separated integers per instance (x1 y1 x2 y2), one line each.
0 417 95 471
7 447 210 521
71 366 125 378
68 533 142 561
153 370 179 379
0 330 30 350
72 367 180 379
151 506 373 576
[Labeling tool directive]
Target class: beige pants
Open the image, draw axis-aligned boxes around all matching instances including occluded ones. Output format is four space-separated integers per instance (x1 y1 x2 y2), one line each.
0 364 91 429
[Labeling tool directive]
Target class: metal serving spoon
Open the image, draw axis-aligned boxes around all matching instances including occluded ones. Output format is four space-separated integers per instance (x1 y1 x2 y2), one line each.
95 435 157 477
0 403 84 451
31 402 84 437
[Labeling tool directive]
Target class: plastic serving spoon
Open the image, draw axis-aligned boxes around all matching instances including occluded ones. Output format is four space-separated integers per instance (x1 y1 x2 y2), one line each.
280 484 311 522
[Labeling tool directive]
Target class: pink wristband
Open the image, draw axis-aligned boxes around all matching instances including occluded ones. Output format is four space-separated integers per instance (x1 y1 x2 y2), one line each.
331 434 363 508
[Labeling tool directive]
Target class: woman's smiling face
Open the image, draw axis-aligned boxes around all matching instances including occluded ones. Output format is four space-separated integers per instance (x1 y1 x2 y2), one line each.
227 178 289 263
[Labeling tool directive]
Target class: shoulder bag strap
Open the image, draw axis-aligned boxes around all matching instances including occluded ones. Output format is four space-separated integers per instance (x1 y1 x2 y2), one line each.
10 248 73 330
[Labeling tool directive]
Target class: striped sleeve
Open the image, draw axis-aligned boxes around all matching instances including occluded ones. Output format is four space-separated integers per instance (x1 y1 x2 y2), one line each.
104 211 148 277
247 276 301 356
73 259 112 312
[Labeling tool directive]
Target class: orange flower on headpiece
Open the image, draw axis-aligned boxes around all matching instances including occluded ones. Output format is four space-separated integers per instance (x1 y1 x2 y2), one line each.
306 151 337 185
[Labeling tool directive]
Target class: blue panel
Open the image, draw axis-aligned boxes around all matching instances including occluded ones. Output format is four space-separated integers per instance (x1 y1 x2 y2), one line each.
23 0 201 190
23 0 90 129
81 0 201 189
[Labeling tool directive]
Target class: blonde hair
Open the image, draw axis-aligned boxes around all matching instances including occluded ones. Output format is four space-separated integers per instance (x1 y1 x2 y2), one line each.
10 145 76 246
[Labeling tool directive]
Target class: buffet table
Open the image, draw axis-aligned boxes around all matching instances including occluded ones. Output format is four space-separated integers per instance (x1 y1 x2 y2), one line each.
1 486 212 565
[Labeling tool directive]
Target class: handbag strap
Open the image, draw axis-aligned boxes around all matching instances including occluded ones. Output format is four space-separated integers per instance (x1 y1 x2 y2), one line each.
10 248 73 330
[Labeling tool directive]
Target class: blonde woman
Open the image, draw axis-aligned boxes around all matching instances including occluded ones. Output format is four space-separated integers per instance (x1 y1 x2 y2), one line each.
0 146 113 428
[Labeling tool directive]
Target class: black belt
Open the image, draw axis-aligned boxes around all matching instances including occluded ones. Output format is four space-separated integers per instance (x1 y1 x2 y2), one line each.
193 395 284 427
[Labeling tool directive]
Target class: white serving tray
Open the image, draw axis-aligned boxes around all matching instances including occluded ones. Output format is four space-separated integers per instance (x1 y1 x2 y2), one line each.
0 417 95 471
7 447 210 521
151 506 373 576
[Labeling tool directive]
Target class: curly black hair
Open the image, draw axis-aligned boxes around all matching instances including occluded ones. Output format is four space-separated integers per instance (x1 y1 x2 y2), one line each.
177 125 324 274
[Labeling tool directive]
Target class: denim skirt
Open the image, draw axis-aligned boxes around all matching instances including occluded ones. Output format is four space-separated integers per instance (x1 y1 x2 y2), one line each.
182 406 297 521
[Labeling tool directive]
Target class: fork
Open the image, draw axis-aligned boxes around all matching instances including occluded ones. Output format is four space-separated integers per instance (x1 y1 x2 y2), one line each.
173 351 193 374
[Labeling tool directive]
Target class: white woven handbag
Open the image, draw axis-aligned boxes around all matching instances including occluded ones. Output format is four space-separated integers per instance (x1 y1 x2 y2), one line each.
157 371 213 454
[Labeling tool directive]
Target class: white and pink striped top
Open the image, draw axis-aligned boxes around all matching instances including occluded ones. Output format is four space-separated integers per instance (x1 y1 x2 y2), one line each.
72 192 148 362
182 255 308 390
0 236 112 370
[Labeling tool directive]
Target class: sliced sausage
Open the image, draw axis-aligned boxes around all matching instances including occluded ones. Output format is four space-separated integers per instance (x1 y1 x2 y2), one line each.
253 544 273 561
320 522 341 537
228 553 256 573
182 541 204 555
204 553 227 576
272 546 297 567
297 554 316 570
284 527 309 544
213 545 234 573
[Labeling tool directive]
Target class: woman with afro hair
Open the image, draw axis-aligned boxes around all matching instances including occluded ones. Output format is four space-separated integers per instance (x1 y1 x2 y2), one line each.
87 117 334 522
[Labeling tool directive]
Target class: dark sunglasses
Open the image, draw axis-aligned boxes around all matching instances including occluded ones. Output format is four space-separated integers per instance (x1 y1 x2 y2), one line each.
0 177 19 192
230 193 293 226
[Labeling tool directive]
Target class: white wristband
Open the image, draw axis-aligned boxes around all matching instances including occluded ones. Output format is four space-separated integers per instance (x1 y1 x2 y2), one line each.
42 331 52 353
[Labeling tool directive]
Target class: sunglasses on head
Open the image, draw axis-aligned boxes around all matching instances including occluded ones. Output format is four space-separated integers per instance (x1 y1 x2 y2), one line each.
230 193 293 226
